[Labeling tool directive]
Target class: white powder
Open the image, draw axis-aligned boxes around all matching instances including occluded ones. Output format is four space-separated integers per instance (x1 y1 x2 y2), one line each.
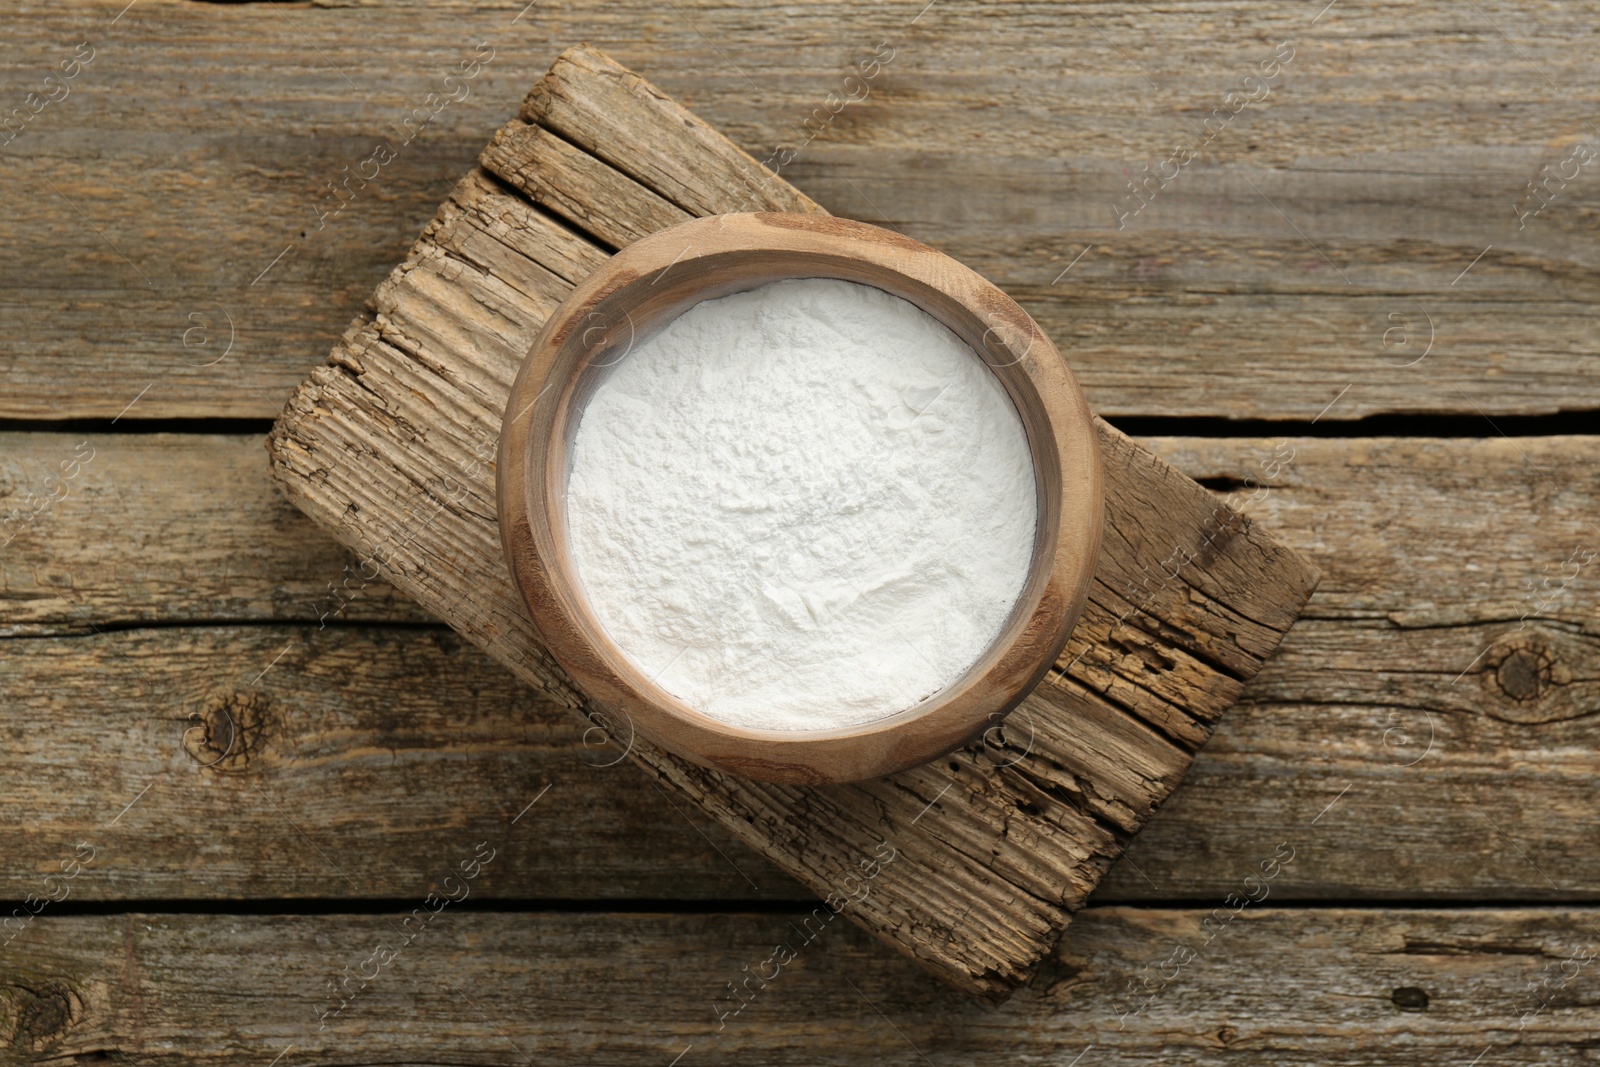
565 277 1037 731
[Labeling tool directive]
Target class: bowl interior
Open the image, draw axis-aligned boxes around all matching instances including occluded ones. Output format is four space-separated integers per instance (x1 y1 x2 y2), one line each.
542 249 1063 742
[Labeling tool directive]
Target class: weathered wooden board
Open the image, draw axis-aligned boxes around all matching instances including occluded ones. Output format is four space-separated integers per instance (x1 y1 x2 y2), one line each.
0 624 797 902
4 1 1599 420
4 909 1600 1065
265 45 1319 1001
0 434 430 635
4 433 1594 903
1 0 1594 1056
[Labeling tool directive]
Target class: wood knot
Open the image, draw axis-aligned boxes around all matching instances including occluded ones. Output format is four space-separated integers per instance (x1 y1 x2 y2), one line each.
1496 647 1551 703
3 982 81 1050
183 689 270 771
1477 628 1588 725
1391 986 1429 1012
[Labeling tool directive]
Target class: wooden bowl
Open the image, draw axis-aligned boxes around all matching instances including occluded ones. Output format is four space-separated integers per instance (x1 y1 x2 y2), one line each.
497 213 1103 785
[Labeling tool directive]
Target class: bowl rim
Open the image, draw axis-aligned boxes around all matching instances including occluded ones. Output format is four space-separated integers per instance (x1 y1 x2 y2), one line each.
497 212 1104 784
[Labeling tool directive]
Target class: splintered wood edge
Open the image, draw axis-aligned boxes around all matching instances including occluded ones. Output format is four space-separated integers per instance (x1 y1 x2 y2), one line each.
267 43 1323 1004
521 43 823 217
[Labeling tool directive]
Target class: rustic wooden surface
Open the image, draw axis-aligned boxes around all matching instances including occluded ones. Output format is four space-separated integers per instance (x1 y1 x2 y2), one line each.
5 909 1600 1064
266 44 1319 1000
5 1 1600 422
2 0 1598 1061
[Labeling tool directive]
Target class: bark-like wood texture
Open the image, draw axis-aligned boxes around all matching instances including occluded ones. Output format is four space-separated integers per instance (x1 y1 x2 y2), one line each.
4 909 1599 1065
265 45 1320 1001
3 0 1598 420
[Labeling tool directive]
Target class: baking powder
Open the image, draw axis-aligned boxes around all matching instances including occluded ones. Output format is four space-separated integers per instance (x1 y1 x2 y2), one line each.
565 278 1036 731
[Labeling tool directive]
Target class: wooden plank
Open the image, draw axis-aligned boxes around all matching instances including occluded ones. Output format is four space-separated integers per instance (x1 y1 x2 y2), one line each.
4 433 1594 903
4 1 1599 419
266 46 1318 1001
0 623 795 902
0 433 430 634
3 909 1599 1064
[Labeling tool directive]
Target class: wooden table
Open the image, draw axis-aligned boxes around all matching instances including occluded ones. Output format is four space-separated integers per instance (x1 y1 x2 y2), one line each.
3 1 1597 1063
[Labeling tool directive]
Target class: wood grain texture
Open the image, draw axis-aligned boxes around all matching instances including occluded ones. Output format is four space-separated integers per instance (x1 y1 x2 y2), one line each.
0 623 796 902
0 433 430 635
267 45 1317 1000
481 120 691 248
5 434 1593 905
521 43 824 218
4 909 1600 1065
0 0 1593 1055
1107 432 1600 902
3 0 1598 419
